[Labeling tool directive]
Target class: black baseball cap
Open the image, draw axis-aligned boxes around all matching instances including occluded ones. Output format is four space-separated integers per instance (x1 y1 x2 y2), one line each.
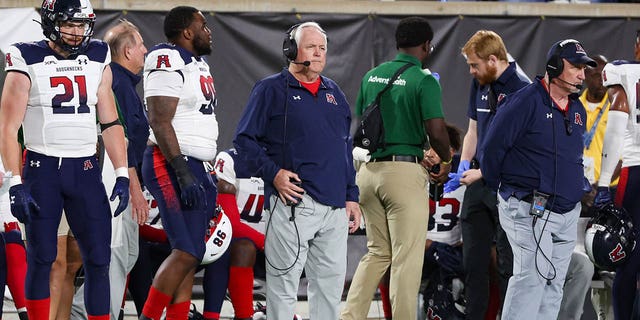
547 39 597 68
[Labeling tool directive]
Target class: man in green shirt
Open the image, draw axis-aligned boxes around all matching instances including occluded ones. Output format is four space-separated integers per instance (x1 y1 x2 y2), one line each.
342 16 451 320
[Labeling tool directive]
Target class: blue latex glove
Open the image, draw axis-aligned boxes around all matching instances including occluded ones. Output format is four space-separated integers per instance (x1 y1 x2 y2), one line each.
110 176 130 217
443 160 470 194
9 184 40 224
594 186 612 208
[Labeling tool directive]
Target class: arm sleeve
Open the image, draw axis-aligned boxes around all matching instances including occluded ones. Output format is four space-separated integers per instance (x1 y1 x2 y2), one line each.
213 151 237 185
419 76 444 120
480 95 530 190
598 110 628 186
233 81 281 184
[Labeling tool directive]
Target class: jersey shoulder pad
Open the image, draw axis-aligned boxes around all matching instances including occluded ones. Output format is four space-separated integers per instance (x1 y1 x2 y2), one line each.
5 40 52 71
144 44 188 72
82 39 109 64
602 62 625 87
214 151 237 184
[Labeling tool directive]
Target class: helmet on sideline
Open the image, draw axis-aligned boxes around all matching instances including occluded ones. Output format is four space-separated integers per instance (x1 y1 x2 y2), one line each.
40 0 96 54
201 205 232 265
585 203 637 271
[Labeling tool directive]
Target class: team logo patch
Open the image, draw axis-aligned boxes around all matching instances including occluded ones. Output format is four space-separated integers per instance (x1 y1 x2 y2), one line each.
326 93 337 105
609 243 626 263
42 0 56 11
497 93 506 103
574 43 586 55
574 113 583 126
83 160 93 171
602 70 608 82
30 160 40 168
156 55 171 68
5 53 12 67
214 158 225 174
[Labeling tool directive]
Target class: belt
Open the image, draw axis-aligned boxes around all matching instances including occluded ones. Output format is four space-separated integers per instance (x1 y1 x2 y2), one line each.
372 155 419 163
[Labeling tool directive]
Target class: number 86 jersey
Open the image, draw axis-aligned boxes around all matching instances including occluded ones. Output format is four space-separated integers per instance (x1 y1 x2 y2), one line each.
4 40 109 157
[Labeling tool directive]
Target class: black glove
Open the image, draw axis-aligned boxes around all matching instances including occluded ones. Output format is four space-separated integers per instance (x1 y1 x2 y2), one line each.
110 176 130 217
9 184 40 224
170 155 206 210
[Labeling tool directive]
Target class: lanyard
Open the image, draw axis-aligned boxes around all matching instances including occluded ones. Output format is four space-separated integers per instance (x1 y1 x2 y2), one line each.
583 100 610 149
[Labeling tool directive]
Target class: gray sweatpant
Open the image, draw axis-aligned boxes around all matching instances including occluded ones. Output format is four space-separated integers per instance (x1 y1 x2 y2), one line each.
70 210 139 320
265 193 348 320
498 195 579 320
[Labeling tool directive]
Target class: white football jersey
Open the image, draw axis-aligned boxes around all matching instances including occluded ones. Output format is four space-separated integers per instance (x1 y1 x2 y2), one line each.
4 40 109 157
144 44 218 161
214 150 265 225
602 61 640 167
427 185 466 246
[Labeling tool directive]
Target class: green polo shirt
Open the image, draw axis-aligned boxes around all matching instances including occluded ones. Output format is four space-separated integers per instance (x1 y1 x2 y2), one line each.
356 53 444 159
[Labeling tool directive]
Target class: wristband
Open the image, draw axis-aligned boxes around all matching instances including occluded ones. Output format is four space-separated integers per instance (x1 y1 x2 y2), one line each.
115 167 129 178
441 158 453 165
9 175 22 187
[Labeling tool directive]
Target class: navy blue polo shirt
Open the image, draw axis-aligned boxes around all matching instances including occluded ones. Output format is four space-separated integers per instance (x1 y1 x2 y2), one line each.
468 62 530 163
111 62 149 173
234 69 358 209
481 77 586 213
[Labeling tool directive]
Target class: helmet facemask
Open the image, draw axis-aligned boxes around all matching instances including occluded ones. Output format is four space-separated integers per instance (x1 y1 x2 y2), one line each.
41 0 96 55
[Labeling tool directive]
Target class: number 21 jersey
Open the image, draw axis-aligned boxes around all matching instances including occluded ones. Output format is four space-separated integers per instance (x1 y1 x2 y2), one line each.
4 40 110 157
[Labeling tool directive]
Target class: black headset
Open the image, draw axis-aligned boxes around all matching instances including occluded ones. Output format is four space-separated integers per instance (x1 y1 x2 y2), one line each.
546 39 580 79
282 23 301 62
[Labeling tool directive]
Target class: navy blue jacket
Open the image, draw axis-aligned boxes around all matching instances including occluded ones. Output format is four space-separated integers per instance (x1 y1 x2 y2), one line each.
234 69 358 208
482 77 586 213
111 62 149 172
468 62 530 163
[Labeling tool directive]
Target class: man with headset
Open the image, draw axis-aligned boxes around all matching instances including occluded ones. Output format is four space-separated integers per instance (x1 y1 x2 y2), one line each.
481 39 594 320
234 21 361 320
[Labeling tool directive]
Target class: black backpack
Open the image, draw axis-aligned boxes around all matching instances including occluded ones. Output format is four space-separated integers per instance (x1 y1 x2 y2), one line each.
353 63 413 153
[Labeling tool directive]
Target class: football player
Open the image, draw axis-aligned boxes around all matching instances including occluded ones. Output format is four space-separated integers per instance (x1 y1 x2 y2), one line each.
594 29 640 320
138 6 218 320
0 0 130 319
211 148 266 320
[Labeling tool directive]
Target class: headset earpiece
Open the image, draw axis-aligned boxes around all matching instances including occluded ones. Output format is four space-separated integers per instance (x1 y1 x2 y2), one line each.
546 39 580 80
546 45 564 80
283 23 300 62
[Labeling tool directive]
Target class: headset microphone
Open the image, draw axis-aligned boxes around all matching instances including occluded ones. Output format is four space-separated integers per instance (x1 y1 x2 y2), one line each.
291 61 311 67
554 77 583 90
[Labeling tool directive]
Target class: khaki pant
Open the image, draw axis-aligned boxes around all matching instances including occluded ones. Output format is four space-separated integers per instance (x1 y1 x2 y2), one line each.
342 161 429 320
